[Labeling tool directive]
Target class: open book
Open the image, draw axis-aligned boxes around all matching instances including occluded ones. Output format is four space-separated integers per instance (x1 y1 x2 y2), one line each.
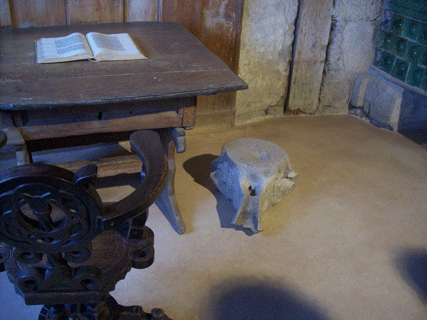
36 32 147 63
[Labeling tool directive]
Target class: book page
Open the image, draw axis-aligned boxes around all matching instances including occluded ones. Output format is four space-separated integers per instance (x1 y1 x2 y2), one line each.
86 32 147 61
36 33 93 63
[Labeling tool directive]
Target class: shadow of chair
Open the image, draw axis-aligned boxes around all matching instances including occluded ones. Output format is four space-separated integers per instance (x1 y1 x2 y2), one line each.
200 277 331 320
395 248 427 304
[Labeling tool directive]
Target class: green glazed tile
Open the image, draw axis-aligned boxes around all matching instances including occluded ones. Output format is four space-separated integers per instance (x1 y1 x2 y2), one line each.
404 19 420 40
420 47 427 66
394 37 408 57
392 58 409 80
422 73 427 90
380 32 394 50
379 51 396 73
407 65 426 87
419 24 427 44
392 14 405 35
406 42 421 63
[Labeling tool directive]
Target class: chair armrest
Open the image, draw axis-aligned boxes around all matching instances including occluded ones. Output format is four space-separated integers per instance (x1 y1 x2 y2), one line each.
0 130 6 149
102 130 167 229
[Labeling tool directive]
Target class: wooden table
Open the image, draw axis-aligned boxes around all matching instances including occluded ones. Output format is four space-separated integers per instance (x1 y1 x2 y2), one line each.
0 22 247 234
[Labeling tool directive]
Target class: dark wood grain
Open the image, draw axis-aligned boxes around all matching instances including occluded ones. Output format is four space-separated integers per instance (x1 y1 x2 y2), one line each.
125 0 158 22
0 22 247 110
19 111 182 140
9 0 66 28
0 129 172 318
0 0 11 26
66 0 124 25
161 0 203 38
56 154 141 177
200 0 244 73
161 0 245 127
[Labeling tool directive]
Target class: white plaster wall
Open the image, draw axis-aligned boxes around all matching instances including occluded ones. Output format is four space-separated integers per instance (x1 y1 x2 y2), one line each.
317 0 384 114
235 0 298 123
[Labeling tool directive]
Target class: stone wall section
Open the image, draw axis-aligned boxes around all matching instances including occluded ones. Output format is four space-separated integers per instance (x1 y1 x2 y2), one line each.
318 0 385 115
236 0 385 123
235 0 298 123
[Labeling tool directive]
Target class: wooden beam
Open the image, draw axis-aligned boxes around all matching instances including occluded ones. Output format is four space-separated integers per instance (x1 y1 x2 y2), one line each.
56 154 141 177
19 111 182 141
287 0 334 114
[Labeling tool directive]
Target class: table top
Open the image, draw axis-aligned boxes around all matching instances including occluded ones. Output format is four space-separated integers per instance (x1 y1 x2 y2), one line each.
0 22 247 111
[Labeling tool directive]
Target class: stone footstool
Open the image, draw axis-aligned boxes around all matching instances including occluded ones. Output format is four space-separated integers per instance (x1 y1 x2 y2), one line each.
211 138 298 233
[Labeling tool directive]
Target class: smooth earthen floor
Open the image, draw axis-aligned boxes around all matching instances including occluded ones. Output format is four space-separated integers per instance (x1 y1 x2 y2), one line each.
1 115 427 319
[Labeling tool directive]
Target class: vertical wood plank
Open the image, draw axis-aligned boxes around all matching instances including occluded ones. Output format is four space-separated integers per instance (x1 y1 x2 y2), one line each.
288 0 334 114
196 0 244 126
162 0 244 128
200 0 244 73
9 0 66 28
66 0 124 25
161 0 244 73
161 0 202 38
0 0 11 26
125 0 157 22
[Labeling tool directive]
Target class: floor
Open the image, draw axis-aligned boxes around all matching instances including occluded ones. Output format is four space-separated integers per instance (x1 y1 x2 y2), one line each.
1 114 427 319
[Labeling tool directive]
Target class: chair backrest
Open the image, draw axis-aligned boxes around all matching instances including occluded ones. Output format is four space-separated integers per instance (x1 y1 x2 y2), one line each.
0 130 167 316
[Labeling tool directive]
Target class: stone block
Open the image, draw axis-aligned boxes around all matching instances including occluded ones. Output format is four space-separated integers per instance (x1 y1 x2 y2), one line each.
334 0 384 21
211 138 298 234
351 73 374 107
318 20 377 114
364 73 404 130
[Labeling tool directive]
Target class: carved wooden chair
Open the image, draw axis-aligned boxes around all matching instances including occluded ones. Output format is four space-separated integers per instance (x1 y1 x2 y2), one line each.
0 130 171 320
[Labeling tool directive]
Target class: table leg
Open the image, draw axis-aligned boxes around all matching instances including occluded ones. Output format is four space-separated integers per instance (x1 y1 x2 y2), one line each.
155 129 186 235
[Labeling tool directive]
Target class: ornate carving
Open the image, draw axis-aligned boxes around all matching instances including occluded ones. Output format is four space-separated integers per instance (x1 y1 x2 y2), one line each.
0 130 172 319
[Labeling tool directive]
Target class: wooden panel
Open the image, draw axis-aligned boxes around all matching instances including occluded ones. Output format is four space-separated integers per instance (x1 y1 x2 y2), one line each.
66 0 124 25
288 0 334 114
162 0 245 127
125 0 158 22
161 0 202 38
9 0 66 28
197 0 244 123
0 0 11 26
162 0 243 71
200 0 244 72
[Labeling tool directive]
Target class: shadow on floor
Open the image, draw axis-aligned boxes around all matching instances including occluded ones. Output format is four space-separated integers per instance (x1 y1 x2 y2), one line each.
395 248 427 304
200 277 330 320
96 172 184 233
183 154 255 235
96 172 141 189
